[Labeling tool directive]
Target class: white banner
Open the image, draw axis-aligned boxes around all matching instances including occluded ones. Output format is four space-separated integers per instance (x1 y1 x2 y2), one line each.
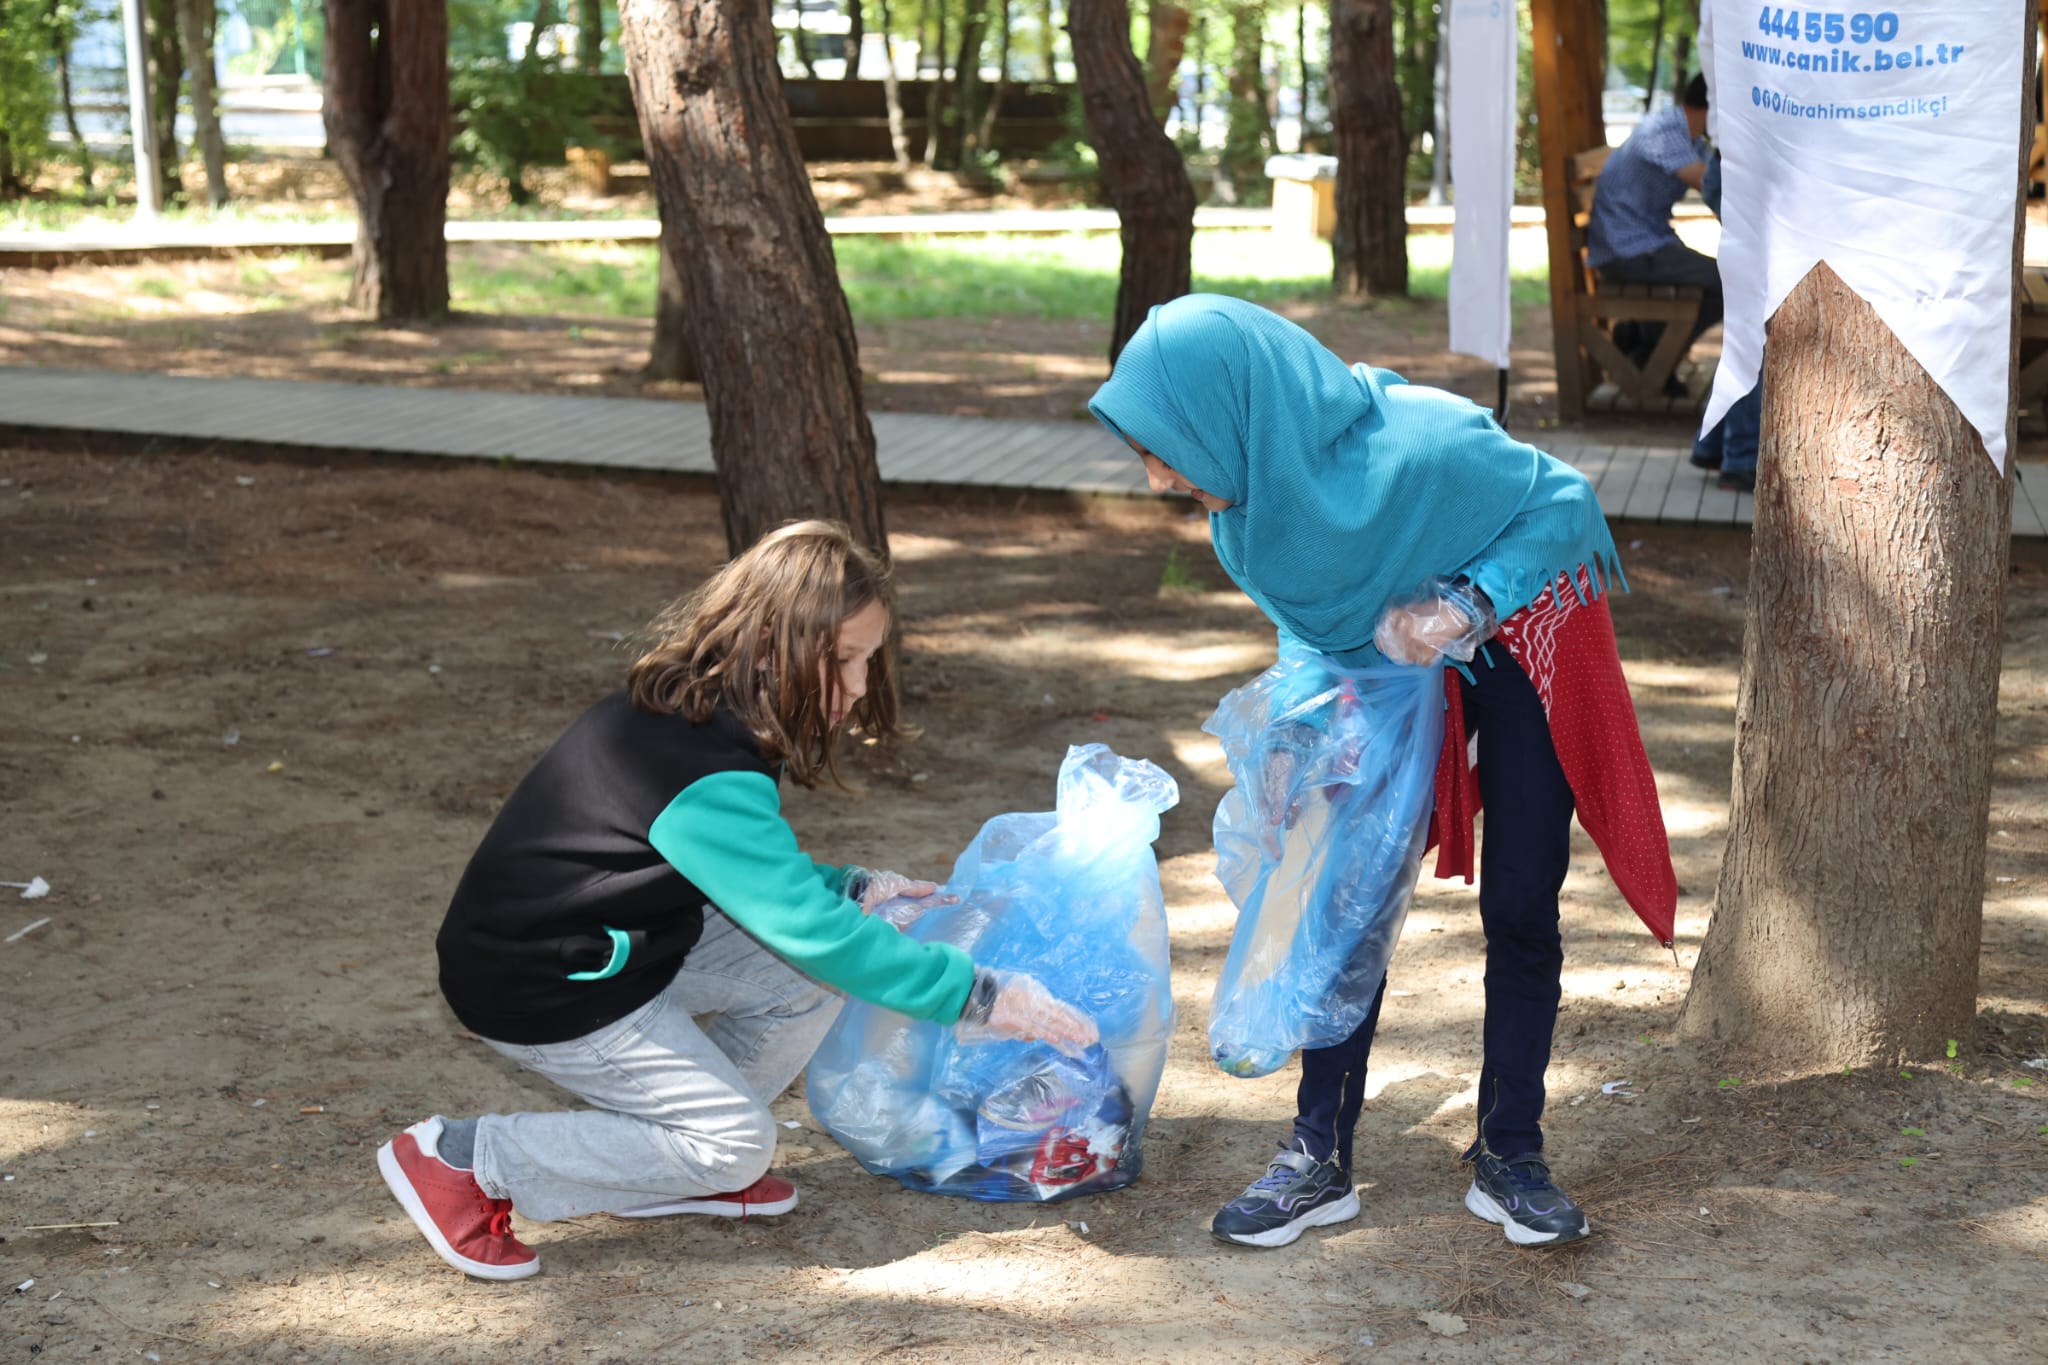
1703 0 2026 469
1447 0 1518 371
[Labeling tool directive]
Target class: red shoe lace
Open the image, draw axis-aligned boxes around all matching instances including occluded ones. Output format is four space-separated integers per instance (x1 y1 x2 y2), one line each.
485 1200 516 1239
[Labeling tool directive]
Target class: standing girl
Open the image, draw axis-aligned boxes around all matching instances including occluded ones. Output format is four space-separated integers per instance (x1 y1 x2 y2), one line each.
1089 296 1675 1249
378 520 1097 1279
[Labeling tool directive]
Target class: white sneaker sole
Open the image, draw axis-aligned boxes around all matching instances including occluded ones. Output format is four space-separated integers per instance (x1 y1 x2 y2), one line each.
1463 1180 1590 1246
615 1188 799 1219
1216 1188 1361 1248
376 1140 540 1280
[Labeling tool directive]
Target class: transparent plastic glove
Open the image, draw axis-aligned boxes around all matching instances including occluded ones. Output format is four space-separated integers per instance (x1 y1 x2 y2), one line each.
843 866 957 929
955 968 1100 1059
1373 577 1498 666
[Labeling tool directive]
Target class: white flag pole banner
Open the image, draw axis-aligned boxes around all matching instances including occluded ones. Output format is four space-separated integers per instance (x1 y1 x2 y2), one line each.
1447 0 1517 370
1702 0 2026 470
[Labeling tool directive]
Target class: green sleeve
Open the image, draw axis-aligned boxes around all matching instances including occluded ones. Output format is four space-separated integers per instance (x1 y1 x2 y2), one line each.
649 771 976 1023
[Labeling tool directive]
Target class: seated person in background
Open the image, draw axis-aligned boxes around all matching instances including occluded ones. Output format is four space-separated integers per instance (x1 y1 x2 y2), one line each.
1687 149 1764 492
1586 74 1718 382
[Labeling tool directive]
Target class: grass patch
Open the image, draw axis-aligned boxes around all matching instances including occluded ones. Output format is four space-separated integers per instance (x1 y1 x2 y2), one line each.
136 276 179 299
445 229 1550 325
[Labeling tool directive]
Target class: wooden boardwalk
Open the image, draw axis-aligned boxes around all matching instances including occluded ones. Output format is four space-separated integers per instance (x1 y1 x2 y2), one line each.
2 366 2043 536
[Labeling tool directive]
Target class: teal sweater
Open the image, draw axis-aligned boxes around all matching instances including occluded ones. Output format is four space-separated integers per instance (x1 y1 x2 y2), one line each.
1090 295 1621 668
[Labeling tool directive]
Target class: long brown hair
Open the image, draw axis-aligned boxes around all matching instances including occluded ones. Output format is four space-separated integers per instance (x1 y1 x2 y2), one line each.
627 520 901 787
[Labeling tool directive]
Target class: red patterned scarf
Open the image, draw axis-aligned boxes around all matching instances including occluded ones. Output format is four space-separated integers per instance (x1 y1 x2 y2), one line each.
1427 569 1677 945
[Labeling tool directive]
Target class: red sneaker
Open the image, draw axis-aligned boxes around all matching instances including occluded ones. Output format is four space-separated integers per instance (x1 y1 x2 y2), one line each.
615 1173 800 1220
376 1117 539 1280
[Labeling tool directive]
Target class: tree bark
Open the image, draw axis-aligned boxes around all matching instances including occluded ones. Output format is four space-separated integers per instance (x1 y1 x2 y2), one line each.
844 0 865 76
49 0 95 188
321 0 451 321
145 0 184 205
973 2 1012 156
618 0 889 557
1144 1 1190 122
880 0 912 167
644 195 700 383
1039 0 1057 78
1328 0 1406 298
1069 0 1196 362
1678 267 2014 1066
578 0 603 71
1215 1 1271 204
179 0 228 208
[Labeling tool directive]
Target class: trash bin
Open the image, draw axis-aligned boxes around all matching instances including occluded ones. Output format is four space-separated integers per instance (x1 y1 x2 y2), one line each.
1264 154 1338 240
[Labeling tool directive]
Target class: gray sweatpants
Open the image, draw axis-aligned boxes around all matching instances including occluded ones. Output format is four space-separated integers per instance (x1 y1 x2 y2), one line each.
469 910 842 1222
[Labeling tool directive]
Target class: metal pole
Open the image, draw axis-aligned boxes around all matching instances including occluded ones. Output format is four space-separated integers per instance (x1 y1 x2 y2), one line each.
119 0 162 219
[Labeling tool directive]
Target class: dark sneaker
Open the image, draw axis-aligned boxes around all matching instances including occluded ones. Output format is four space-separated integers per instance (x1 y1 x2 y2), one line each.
1210 1142 1360 1249
377 1117 539 1280
615 1172 798 1220
1464 1151 1591 1246
1717 468 1757 493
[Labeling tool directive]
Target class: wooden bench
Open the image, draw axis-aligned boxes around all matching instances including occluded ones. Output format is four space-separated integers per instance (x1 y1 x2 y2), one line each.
1564 145 1707 410
2018 268 2048 423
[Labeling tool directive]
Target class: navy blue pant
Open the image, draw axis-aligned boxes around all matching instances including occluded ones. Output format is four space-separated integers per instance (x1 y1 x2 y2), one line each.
1292 647 1574 1171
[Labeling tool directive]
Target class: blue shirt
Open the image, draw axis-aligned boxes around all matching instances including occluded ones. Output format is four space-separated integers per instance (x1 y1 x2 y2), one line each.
1585 106 1707 269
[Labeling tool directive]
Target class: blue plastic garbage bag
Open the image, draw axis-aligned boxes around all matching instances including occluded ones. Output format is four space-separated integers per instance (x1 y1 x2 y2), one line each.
1203 656 1444 1078
806 744 1179 1202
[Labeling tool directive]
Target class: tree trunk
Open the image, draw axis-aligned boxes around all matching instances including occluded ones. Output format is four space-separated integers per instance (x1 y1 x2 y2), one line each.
48 0 94 188
794 0 820 77
1068 0 1197 362
1296 0 1313 149
1328 0 1406 298
1643 0 1666 111
973 2 1012 156
937 0 989 168
1678 266 2014 1066
1144 1 1190 122
578 0 603 71
644 196 700 382
618 0 889 556
923 2 951 163
145 0 183 204
1215 1 1271 204
524 0 556 61
1039 0 1057 78
321 0 451 321
879 0 912 167
844 0 865 75
179 0 228 208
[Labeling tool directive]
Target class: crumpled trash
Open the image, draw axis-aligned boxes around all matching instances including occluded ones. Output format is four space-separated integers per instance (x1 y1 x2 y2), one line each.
808 745 1177 1203
2 877 50 900
2023 1058 2048 1071
1203 654 1443 1077
1418 1312 1468 1337
1601 1079 1637 1097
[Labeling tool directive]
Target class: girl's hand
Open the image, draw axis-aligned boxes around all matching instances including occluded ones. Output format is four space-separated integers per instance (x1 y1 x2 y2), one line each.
846 867 958 929
957 969 1100 1058
1373 579 1497 666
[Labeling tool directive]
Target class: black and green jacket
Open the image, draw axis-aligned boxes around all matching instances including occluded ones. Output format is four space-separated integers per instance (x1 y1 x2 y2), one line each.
436 690 976 1045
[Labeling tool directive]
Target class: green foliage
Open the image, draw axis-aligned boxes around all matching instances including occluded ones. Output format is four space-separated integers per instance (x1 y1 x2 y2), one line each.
0 0 57 195
451 65 603 204
1158 546 1206 592
1605 0 1703 95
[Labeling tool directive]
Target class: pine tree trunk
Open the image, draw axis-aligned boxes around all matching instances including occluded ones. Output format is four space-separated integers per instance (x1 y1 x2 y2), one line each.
1039 0 1057 77
1069 0 1196 362
948 0 990 167
146 0 184 204
1328 0 1406 297
321 0 451 321
880 0 912 168
618 0 888 557
1144 1 1190 121
644 195 700 383
179 0 228 208
844 0 865 76
1216 1 1270 204
1678 265 2014 1066
578 0 603 71
49 1 95 187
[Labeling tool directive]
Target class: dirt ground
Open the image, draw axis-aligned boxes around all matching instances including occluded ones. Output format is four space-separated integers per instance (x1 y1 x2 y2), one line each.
2 435 2046 1363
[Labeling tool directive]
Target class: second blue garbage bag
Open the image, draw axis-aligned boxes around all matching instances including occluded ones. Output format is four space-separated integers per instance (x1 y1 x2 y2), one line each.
1204 655 1445 1078
806 744 1178 1202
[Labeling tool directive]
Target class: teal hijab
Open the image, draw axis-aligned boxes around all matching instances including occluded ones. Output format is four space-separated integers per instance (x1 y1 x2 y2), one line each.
1089 295 1610 658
